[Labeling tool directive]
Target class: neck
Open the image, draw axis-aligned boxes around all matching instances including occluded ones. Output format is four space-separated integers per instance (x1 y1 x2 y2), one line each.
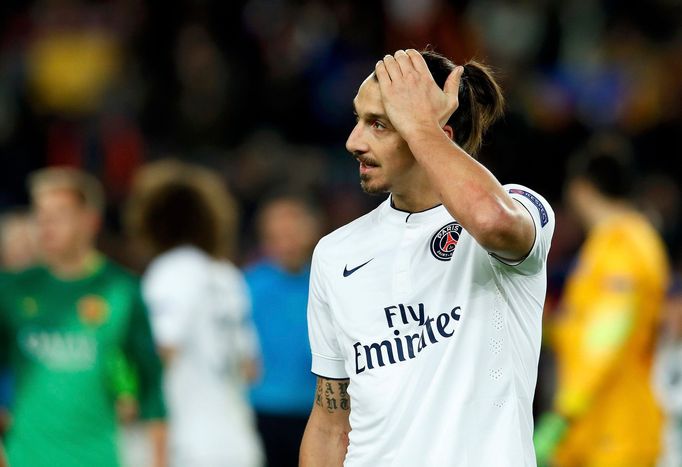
46 247 102 280
582 197 634 230
390 177 441 212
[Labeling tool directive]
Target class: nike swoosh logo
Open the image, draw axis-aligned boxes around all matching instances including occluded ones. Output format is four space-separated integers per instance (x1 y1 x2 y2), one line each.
343 258 373 277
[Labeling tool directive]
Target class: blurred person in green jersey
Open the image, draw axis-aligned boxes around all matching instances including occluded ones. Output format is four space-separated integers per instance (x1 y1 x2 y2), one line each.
0 167 167 467
0 210 39 437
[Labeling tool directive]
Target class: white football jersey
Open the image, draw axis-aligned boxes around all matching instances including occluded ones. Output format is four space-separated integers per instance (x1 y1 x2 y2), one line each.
143 246 263 467
308 184 555 467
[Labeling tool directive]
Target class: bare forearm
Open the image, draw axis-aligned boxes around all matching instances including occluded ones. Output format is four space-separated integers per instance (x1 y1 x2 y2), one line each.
0 439 6 467
300 418 349 467
404 124 532 256
300 377 351 467
148 420 167 467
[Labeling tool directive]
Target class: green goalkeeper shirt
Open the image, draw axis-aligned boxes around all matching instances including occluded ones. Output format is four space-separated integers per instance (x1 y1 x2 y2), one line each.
0 258 166 467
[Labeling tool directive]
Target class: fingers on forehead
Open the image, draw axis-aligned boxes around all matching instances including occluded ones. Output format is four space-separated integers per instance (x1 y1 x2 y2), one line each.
394 49 413 72
406 49 429 74
375 60 391 85
382 54 402 79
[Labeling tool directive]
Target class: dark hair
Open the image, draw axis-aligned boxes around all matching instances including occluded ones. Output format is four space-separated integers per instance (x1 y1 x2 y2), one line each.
140 181 220 255
126 159 238 258
422 51 505 156
372 50 505 156
567 134 636 199
258 187 322 219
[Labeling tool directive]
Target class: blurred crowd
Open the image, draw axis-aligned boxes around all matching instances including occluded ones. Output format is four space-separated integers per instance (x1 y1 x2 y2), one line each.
0 0 681 466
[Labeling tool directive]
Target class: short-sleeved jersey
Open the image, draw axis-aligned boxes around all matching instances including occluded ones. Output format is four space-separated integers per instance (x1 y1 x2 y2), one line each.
0 259 165 467
143 246 263 467
308 184 555 467
552 212 669 465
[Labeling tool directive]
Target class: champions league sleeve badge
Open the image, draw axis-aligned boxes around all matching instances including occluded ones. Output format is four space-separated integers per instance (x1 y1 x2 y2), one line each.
430 222 463 261
508 188 549 227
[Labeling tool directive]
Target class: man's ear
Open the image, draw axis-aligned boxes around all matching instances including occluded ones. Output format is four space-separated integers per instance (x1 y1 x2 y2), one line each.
443 124 455 141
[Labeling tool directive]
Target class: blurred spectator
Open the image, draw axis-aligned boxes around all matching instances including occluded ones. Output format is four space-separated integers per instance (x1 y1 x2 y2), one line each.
24 0 146 202
0 209 39 435
126 160 264 467
535 135 669 466
0 167 166 467
653 278 682 467
246 192 323 467
0 210 37 270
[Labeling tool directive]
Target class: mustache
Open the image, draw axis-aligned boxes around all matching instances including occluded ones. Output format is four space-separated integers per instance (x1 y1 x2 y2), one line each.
355 155 380 167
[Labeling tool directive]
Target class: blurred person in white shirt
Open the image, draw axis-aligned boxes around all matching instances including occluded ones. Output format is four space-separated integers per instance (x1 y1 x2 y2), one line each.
126 160 264 467
654 281 682 467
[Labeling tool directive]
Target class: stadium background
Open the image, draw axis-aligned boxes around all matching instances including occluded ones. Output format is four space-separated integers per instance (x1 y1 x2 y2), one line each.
0 0 681 462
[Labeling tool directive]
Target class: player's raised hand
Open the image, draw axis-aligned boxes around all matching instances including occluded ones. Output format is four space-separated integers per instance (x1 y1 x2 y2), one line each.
375 49 463 136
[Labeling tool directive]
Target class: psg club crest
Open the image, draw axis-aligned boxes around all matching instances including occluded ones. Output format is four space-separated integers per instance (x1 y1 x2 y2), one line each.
430 222 463 261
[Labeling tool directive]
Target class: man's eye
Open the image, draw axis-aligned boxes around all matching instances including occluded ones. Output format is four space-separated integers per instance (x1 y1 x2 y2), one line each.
371 120 386 130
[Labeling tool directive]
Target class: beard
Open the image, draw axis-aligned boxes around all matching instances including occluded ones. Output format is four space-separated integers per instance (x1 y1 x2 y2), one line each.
360 173 390 195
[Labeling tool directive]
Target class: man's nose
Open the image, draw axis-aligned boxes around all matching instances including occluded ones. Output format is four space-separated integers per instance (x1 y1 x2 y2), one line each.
346 123 368 155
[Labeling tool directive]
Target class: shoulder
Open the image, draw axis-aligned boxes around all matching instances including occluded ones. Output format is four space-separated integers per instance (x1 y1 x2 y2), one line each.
315 203 383 256
503 183 555 226
1 266 44 283
143 246 211 295
145 246 209 280
0 266 45 294
212 258 247 286
598 214 667 267
244 259 281 290
244 260 276 281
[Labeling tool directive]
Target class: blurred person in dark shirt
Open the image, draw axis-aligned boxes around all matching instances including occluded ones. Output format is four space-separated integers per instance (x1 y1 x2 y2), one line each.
246 192 323 467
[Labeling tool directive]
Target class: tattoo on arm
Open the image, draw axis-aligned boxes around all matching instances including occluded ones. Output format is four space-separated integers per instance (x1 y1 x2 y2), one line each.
315 378 350 413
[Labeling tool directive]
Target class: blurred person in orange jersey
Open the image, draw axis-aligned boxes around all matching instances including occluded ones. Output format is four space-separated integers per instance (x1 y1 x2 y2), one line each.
126 160 264 467
534 135 670 466
0 167 167 467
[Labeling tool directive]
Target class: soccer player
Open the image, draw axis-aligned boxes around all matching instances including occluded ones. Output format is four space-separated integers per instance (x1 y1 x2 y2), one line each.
0 210 38 437
300 49 555 466
534 135 669 466
126 160 264 467
0 168 166 467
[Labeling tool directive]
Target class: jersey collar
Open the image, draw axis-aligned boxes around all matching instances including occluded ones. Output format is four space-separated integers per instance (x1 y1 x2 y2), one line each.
380 195 447 225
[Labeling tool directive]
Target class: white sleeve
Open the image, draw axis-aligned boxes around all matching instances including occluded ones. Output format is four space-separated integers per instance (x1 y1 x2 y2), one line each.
142 260 201 348
653 340 682 416
307 244 348 379
229 272 261 361
489 184 556 276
